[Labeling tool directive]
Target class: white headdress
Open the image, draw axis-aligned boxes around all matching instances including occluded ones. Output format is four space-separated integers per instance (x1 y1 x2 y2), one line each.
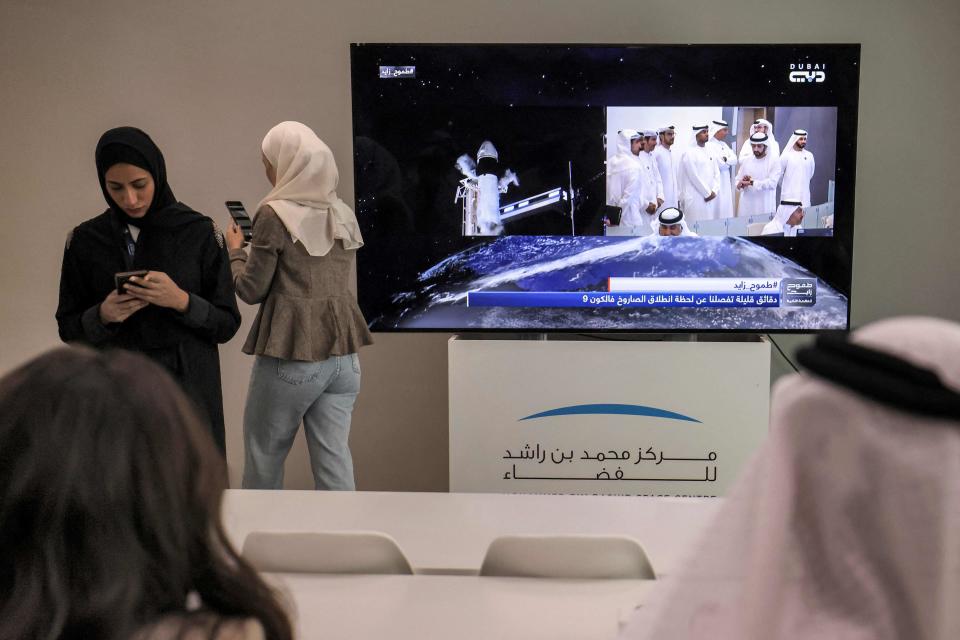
784 128 809 153
258 121 363 257
709 119 730 137
649 206 696 236
691 123 710 145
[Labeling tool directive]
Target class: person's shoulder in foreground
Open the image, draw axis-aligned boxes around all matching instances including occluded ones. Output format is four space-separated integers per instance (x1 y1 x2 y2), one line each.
618 316 960 640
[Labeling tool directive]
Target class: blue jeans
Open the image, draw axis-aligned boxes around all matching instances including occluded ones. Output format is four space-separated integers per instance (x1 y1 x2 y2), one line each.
242 354 361 490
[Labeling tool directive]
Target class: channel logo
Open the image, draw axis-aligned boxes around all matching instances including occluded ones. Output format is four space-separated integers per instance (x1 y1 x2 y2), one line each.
788 63 826 83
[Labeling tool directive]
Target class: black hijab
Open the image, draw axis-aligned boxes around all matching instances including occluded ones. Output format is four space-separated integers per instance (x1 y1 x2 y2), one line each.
95 127 203 229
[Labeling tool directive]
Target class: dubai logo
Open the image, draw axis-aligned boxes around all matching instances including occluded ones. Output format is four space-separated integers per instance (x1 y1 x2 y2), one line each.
789 63 826 83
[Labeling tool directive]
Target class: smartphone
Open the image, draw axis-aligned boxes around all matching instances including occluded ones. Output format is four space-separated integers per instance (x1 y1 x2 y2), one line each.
603 204 623 225
115 269 149 295
225 200 254 241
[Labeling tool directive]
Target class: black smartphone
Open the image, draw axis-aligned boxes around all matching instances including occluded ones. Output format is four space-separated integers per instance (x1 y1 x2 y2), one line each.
115 269 149 295
603 204 623 225
225 200 254 241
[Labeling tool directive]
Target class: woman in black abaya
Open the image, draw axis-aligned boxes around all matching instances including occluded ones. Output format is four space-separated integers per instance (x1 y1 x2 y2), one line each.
56 127 240 453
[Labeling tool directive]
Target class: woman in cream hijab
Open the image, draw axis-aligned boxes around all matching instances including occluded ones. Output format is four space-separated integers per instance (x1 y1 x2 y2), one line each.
620 316 960 640
226 121 373 491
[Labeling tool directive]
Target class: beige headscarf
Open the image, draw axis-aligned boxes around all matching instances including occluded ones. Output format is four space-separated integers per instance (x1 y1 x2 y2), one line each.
620 316 960 640
258 121 363 256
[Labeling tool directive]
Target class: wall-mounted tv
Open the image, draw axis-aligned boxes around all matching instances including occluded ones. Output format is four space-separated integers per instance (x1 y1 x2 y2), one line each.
350 43 859 332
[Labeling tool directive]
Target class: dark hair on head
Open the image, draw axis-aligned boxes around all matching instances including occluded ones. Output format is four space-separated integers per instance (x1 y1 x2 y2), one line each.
0 346 292 640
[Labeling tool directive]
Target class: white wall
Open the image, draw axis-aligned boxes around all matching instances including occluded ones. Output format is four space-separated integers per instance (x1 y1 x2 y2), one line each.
1 0 958 490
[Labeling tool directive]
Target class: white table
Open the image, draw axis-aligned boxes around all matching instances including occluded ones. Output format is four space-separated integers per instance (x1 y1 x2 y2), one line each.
222 490 720 576
266 573 657 640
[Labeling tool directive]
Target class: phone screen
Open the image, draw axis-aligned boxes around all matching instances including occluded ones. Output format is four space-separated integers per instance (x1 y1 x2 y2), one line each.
115 269 149 295
225 201 253 241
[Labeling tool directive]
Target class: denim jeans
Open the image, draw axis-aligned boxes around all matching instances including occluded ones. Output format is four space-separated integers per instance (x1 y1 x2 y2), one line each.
241 354 361 490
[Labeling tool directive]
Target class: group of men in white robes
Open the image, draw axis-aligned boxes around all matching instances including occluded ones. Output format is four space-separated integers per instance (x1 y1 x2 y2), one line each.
685 118 819 226
607 128 664 233
608 117 817 235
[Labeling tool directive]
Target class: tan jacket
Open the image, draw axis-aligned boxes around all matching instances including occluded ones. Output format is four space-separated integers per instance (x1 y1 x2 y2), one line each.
230 206 373 361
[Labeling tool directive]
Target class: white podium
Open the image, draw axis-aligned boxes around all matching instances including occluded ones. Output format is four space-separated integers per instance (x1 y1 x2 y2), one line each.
449 336 771 496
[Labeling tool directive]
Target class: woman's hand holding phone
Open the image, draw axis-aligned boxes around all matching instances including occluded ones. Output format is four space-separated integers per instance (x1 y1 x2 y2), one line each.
123 272 190 313
99 289 149 324
225 220 246 250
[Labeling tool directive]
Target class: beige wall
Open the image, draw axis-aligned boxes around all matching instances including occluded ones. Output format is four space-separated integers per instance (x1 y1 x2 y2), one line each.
1 0 957 489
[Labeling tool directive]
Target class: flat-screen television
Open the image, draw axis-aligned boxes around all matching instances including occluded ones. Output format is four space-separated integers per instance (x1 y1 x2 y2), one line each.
350 43 859 332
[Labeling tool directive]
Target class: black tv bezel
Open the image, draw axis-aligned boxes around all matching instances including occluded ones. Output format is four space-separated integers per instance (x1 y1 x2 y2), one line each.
349 42 860 335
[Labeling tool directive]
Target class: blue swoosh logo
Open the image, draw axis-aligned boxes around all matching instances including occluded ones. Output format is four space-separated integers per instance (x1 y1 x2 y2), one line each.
519 403 701 423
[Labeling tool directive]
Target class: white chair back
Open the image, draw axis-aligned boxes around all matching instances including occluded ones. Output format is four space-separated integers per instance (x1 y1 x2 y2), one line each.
241 531 414 575
746 221 767 236
479 535 655 579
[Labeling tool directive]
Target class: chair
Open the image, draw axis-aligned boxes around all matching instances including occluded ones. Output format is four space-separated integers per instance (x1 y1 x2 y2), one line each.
817 202 835 228
478 535 656 579
802 205 820 228
726 216 749 237
604 224 646 237
746 222 768 236
694 218 728 236
241 531 414 575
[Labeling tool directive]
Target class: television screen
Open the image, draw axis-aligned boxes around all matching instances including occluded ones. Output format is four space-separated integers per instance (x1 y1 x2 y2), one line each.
350 43 859 332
